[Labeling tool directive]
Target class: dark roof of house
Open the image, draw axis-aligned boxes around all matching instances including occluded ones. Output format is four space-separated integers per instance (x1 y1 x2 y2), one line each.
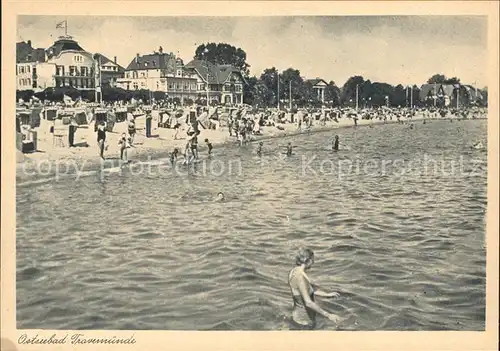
94 53 125 71
306 78 328 86
16 41 46 63
184 60 245 85
46 37 86 59
441 84 455 97
419 84 439 100
463 85 484 100
125 52 180 72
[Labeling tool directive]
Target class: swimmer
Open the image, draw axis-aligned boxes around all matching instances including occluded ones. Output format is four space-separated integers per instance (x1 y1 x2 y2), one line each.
472 141 484 149
332 135 339 152
256 142 263 157
288 248 341 329
215 192 225 202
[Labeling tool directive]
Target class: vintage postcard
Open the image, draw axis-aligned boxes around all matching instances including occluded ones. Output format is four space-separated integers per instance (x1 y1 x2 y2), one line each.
1 1 498 351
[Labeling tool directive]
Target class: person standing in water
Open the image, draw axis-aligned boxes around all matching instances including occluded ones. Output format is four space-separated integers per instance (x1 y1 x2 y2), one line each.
256 142 263 157
288 248 341 329
286 142 294 157
332 135 339 152
118 133 130 162
205 138 213 157
96 121 107 160
170 148 179 165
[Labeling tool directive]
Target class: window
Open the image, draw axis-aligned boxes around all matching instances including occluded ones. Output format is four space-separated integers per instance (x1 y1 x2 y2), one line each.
69 66 76 76
141 82 146 87
199 83 205 91
81 67 88 76
27 66 30 73
235 84 242 92
133 71 138 79
20 66 25 74
224 84 230 92
184 83 189 90
74 55 83 62
133 83 138 90
176 83 181 90
27 78 31 86
169 82 174 90
141 72 146 78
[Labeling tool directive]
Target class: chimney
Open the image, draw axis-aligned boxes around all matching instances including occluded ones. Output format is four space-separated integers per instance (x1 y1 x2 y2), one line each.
136 53 140 63
27 40 32 47
114 56 117 64
159 46 163 54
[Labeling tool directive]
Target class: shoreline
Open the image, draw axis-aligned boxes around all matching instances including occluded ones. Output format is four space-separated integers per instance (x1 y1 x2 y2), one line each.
16 115 486 184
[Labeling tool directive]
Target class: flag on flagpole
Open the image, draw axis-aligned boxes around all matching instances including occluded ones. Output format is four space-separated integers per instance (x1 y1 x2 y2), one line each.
56 20 66 29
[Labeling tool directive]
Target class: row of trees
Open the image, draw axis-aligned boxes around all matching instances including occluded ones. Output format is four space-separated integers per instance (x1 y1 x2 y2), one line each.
195 42 487 108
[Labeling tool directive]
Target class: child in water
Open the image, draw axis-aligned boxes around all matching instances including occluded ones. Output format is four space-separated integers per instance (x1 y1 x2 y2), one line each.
205 138 213 157
332 135 339 152
170 148 179 165
286 142 294 157
256 142 263 157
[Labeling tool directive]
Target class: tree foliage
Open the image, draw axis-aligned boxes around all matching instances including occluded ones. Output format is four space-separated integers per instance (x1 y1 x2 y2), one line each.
194 42 250 76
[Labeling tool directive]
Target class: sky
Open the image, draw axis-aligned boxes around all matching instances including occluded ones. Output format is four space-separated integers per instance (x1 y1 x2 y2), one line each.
17 16 488 88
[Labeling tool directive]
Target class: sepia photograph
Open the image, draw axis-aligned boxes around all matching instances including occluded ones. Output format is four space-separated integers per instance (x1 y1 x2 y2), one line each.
3 2 498 348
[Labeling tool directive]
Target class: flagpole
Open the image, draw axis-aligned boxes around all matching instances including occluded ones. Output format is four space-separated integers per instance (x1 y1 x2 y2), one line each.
355 84 359 111
289 80 292 110
410 85 413 109
65 19 68 36
434 83 437 107
277 73 280 110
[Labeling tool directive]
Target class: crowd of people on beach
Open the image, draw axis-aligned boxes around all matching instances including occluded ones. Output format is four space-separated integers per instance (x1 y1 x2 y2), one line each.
16 94 487 164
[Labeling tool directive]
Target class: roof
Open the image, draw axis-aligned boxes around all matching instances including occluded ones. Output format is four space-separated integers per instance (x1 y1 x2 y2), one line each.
16 41 46 63
419 84 439 100
306 78 328 86
463 85 484 101
125 52 177 71
441 84 455 97
94 53 125 71
184 60 246 85
46 37 86 60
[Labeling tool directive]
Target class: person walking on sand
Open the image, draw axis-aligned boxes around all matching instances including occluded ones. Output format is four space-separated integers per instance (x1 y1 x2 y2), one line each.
128 118 136 145
97 121 107 160
288 248 341 329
